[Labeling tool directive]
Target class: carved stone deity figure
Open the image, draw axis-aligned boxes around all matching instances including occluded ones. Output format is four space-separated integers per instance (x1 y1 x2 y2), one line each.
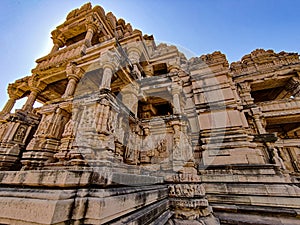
95 98 111 134
37 114 53 136
62 119 74 137
14 126 26 142
124 131 140 165
172 122 193 167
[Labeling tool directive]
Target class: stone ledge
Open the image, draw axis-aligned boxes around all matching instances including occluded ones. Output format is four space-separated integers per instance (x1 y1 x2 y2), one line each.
212 204 299 217
216 212 300 225
0 169 164 187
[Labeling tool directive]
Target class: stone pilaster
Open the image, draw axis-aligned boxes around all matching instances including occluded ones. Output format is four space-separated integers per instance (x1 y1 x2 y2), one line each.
166 163 220 224
21 106 70 169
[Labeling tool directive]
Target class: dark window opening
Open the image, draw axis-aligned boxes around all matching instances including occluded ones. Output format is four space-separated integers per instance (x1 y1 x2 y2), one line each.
153 63 168 76
251 86 286 103
65 32 87 46
138 98 173 119
250 76 299 103
266 122 300 139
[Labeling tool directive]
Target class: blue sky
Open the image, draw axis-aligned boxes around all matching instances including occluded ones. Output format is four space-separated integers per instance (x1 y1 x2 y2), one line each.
1 0 300 110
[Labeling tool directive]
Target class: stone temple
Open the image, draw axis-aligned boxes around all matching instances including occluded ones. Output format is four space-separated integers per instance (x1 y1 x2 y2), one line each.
0 3 300 225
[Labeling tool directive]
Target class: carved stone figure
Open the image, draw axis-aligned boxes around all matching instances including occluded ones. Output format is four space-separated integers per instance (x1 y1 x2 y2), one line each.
14 126 26 142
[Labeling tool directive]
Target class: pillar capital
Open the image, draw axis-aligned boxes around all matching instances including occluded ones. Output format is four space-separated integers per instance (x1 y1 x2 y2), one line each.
99 51 120 72
52 37 65 48
171 83 182 94
126 42 143 64
7 84 20 100
51 30 65 52
239 81 251 92
28 74 47 93
84 15 101 47
29 87 42 95
85 15 101 33
251 107 262 116
66 62 84 81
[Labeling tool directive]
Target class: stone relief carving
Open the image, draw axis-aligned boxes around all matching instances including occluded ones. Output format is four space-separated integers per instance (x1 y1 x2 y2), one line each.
0 123 8 140
169 184 205 198
14 126 27 142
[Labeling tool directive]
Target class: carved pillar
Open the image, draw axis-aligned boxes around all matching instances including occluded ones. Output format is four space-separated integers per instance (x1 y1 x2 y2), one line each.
171 84 182 114
99 51 119 90
101 67 114 90
64 76 78 97
85 27 94 47
22 75 46 112
253 115 266 134
238 82 254 105
251 108 266 134
127 43 143 80
85 16 99 47
50 38 64 54
62 63 84 98
1 84 21 115
285 77 300 97
22 88 40 112
1 96 17 114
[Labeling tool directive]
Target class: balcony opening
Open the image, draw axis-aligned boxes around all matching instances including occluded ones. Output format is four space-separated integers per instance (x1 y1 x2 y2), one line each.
250 76 299 103
251 86 286 103
65 32 87 46
266 122 300 139
138 97 173 119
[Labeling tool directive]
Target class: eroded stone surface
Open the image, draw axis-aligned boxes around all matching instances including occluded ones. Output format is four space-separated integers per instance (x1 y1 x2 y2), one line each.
0 2 300 225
